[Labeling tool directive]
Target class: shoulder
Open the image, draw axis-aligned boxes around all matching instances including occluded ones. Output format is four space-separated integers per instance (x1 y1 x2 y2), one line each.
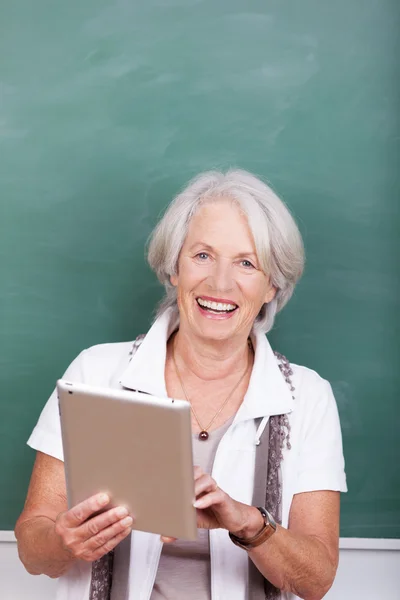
82 340 133 361
286 362 340 429
290 362 332 395
75 340 134 381
274 351 333 399
285 360 337 415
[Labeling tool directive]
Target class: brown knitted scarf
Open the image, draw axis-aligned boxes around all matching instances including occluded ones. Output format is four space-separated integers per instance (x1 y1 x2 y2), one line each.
88 340 294 600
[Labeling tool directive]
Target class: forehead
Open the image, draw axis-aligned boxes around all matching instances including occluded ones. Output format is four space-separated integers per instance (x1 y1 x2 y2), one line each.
184 198 256 251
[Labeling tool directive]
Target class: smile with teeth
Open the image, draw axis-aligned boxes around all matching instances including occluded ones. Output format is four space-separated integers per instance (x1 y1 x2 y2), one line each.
196 298 238 313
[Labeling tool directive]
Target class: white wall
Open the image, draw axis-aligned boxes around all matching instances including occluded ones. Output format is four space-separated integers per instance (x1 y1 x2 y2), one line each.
1 533 399 600
328 540 400 599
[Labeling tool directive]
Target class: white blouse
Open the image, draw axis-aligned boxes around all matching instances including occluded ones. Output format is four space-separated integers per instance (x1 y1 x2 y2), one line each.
28 308 347 600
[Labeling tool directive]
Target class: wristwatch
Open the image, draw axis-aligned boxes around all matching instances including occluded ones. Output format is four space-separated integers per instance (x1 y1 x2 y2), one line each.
229 507 277 550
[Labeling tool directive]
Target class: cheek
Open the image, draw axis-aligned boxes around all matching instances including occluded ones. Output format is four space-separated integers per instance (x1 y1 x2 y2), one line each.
239 276 270 306
177 260 208 290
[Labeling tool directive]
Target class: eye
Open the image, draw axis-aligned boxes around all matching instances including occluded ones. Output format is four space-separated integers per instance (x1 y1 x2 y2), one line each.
240 259 255 269
196 252 209 261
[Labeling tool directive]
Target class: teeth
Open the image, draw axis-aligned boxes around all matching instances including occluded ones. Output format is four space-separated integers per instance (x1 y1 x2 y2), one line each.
197 298 237 311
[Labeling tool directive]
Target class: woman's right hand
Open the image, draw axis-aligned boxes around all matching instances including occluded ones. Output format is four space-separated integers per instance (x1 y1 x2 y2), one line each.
54 493 134 562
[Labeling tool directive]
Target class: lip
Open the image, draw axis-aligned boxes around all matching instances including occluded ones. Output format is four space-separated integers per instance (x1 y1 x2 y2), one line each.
196 295 238 306
196 302 237 320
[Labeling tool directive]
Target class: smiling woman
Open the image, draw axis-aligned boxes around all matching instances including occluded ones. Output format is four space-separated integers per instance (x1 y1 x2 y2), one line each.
166 199 278 342
16 169 347 600
148 170 304 335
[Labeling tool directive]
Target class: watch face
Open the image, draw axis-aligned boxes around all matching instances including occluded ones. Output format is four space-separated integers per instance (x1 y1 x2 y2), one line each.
257 507 277 531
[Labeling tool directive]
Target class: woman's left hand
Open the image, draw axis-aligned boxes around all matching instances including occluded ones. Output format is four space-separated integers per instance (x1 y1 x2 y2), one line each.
161 466 260 543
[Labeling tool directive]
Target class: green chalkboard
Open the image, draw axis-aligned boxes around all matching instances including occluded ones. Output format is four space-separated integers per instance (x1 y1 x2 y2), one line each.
1 1 399 537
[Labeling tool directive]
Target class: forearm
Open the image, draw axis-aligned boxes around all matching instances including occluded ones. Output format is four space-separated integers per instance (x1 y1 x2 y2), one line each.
15 515 76 578
240 510 337 600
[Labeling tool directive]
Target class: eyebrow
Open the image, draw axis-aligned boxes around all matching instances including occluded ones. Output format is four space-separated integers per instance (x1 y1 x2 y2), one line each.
188 242 258 260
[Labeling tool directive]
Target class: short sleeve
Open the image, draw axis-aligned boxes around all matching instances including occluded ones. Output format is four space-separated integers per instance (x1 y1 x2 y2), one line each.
27 350 87 462
294 378 347 494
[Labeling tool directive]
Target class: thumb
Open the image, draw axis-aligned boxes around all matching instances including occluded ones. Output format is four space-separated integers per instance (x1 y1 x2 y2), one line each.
160 535 177 543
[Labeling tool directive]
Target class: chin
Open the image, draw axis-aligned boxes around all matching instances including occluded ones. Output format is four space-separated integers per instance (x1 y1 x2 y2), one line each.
192 316 239 342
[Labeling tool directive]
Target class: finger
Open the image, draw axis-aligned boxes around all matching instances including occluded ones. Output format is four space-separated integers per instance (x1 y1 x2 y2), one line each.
64 493 110 527
193 466 204 480
84 515 134 554
194 474 218 498
160 535 177 543
79 506 131 542
88 525 133 562
193 489 223 510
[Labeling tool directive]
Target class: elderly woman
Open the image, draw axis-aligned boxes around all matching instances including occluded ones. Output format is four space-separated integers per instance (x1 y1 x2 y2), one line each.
15 169 347 600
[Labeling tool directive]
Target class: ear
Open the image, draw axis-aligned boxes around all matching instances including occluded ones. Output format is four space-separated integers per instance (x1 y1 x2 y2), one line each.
264 284 277 304
170 273 178 287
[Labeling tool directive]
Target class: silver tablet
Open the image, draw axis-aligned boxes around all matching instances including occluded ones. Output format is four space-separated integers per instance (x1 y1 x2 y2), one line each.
57 379 197 540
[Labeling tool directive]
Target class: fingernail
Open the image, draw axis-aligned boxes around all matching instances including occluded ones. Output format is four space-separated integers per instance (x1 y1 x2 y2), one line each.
193 500 204 508
99 494 109 505
116 507 128 518
121 516 133 527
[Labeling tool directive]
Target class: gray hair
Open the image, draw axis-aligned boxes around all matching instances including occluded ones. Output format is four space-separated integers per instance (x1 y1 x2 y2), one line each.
147 169 304 333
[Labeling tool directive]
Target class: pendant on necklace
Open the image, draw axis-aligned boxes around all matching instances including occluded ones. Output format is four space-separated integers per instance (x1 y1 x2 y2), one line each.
198 430 209 441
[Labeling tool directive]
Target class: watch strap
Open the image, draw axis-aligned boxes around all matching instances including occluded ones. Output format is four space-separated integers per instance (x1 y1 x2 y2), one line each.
229 507 276 550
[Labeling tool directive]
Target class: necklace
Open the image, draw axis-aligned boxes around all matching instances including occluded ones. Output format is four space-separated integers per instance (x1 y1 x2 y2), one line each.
172 338 252 441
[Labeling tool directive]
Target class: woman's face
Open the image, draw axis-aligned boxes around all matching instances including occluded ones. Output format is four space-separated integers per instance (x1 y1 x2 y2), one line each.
171 198 276 343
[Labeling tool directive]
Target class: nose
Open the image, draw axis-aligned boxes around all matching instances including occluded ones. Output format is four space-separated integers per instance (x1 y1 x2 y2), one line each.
208 258 234 293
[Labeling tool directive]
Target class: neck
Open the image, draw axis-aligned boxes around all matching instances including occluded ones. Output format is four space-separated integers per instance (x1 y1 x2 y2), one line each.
172 323 252 382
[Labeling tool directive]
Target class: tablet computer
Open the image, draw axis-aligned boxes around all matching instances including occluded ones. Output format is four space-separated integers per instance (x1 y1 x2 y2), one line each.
57 379 197 540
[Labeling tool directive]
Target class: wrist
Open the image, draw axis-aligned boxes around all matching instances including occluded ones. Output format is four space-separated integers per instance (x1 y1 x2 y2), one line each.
230 505 264 539
229 507 277 551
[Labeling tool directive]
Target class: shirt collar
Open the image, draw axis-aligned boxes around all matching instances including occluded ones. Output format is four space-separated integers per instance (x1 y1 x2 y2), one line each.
119 308 294 421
